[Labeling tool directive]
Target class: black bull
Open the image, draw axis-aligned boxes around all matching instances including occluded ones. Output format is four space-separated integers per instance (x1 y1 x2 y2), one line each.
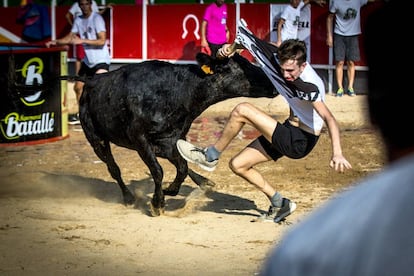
34 53 277 216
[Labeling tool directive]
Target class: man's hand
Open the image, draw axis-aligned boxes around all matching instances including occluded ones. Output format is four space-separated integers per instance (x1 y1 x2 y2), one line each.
329 155 352 173
45 40 57 48
71 35 83 45
217 42 243 58
313 0 326 7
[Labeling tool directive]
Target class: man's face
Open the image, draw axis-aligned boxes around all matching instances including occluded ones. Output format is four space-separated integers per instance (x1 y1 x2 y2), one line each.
79 0 92 15
280 59 306 82
290 0 301 8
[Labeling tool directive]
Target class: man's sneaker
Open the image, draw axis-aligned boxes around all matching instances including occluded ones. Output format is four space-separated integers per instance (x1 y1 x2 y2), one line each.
257 198 297 223
176 139 218 172
68 113 80 125
347 88 356 97
336 88 344 97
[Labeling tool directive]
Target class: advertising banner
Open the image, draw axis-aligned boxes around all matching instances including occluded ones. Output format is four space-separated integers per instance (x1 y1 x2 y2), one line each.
0 46 68 145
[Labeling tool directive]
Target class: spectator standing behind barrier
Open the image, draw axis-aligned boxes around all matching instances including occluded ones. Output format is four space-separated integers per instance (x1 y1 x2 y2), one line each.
200 0 229 57
65 0 100 75
275 0 325 47
46 0 110 125
65 1 112 75
65 0 111 124
326 0 373 97
260 2 414 275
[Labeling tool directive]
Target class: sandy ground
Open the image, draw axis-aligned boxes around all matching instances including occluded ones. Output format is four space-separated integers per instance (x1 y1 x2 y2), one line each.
0 83 385 275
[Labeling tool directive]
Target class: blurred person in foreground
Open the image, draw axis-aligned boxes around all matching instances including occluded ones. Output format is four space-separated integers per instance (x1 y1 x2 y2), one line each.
260 1 414 275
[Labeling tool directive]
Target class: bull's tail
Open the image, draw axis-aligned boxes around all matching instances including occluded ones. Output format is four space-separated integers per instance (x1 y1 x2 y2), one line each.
12 75 88 97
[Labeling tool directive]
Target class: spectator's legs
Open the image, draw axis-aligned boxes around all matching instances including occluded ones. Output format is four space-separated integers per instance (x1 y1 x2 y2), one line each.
335 60 344 91
347 60 355 90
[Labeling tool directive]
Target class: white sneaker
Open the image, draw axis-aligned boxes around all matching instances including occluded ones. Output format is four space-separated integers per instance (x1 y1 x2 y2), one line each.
176 139 218 172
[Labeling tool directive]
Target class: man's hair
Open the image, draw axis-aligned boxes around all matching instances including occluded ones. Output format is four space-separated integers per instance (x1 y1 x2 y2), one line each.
276 39 307 66
78 0 92 5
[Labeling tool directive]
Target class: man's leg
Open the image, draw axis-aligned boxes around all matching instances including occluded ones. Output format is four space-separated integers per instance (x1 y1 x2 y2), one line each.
229 140 276 198
335 61 344 97
230 137 297 222
75 59 81 75
68 80 84 125
214 102 277 152
177 102 278 171
347 60 356 96
74 81 84 104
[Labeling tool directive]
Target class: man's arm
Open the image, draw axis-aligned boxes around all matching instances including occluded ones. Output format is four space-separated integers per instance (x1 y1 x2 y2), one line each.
45 32 75 48
326 13 334 47
72 31 107 47
275 18 285 47
313 101 352 172
201 20 208 48
65 11 73 26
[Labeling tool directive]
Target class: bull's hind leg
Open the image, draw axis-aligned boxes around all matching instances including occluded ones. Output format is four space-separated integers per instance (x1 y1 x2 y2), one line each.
79 99 135 206
91 140 136 205
164 155 216 196
163 156 189 196
188 169 216 190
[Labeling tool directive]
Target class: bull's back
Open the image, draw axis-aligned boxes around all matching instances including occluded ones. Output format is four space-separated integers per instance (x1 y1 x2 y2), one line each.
80 61 203 145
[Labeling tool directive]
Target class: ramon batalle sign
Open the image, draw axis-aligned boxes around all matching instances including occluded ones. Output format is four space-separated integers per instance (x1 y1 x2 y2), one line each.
0 46 68 145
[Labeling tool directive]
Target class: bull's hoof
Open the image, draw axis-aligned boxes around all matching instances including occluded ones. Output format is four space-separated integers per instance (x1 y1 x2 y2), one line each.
123 192 136 206
149 203 165 217
199 179 216 190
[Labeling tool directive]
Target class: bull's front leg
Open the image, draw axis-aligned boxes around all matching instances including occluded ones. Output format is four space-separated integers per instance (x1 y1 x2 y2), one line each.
148 165 166 216
139 152 166 216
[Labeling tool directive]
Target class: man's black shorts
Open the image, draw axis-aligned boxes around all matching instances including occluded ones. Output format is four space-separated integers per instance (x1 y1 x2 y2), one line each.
78 62 110 77
258 120 319 161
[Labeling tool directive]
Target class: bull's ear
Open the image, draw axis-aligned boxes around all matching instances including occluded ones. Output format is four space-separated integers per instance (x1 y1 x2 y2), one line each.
196 52 212 66
196 52 214 75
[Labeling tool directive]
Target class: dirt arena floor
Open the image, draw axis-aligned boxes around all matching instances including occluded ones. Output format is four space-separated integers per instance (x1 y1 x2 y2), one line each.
0 85 385 275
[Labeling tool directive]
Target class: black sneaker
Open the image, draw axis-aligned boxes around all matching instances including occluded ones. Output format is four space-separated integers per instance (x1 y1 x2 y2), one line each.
256 198 296 223
274 198 297 223
68 113 80 125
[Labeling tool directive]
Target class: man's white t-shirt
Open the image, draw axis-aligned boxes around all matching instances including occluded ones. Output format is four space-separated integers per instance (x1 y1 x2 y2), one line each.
329 0 368 36
280 1 306 41
71 12 110 67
